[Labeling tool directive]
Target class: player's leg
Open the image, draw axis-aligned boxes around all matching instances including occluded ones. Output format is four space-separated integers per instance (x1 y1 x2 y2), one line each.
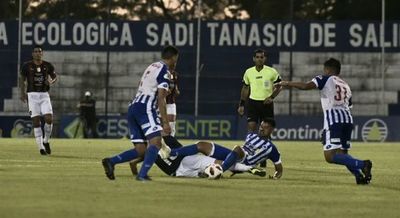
166 141 231 159
323 124 368 184
102 104 145 180
41 93 54 154
136 107 164 181
28 93 46 155
221 145 245 171
166 103 176 136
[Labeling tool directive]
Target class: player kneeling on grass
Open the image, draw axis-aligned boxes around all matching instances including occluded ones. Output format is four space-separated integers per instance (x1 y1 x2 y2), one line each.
159 118 283 179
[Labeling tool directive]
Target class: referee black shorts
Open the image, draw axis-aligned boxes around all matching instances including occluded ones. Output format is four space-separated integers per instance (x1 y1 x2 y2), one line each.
247 98 274 123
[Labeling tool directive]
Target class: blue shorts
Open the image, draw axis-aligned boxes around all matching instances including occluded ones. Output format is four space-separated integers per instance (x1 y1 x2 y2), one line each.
127 103 162 143
322 123 353 151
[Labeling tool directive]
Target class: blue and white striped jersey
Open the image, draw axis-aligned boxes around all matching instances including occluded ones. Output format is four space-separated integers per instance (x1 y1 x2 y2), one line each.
242 133 281 166
312 75 353 129
132 61 170 107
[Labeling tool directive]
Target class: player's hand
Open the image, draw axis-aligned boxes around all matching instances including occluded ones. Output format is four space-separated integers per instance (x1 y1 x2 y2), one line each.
162 123 171 135
263 97 273 105
237 106 244 116
268 171 281 179
48 77 57 85
20 93 27 103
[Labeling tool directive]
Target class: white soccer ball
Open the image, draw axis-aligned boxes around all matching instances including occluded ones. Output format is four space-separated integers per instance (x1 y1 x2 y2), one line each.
204 163 223 179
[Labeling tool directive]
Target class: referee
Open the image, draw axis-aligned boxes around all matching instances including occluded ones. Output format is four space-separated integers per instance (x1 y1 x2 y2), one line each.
237 49 282 167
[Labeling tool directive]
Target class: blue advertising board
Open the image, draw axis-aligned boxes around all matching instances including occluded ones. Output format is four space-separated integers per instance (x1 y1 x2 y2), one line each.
56 115 400 142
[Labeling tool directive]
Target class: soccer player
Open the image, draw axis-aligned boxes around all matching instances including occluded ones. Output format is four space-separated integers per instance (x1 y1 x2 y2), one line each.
166 69 179 137
130 140 267 178
19 45 57 155
161 118 283 179
237 49 282 168
276 58 372 185
102 45 179 181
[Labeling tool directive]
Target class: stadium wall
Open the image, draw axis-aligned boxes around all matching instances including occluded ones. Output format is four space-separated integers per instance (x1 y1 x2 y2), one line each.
0 20 399 136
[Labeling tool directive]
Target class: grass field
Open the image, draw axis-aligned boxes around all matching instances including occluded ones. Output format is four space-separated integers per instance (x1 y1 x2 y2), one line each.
0 138 399 218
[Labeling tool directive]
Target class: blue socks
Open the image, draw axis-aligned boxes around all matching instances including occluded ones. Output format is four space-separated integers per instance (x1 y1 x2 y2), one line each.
332 153 365 176
210 143 232 160
138 145 159 178
222 151 239 171
110 149 139 165
170 144 198 156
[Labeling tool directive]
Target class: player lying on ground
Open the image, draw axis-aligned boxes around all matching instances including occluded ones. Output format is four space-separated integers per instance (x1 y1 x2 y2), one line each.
129 139 268 178
160 118 283 179
276 58 372 185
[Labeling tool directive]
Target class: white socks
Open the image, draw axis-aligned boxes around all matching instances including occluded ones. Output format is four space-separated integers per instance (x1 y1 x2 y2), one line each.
169 122 176 137
34 127 45 150
43 123 53 143
230 163 253 172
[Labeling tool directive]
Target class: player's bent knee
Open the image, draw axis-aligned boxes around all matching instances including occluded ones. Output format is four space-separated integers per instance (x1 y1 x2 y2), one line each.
196 141 212 154
233 145 245 158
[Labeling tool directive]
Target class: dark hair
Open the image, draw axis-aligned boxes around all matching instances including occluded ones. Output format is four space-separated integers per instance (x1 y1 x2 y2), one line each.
161 46 179 59
33 45 43 51
253 49 266 57
324 58 341 74
262 118 276 128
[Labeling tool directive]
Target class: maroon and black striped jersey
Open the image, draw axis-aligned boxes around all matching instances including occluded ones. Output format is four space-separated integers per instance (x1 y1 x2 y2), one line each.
166 70 179 104
20 60 56 92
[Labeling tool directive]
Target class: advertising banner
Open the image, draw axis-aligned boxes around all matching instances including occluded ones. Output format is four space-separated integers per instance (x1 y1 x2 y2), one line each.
1 20 400 52
57 115 400 142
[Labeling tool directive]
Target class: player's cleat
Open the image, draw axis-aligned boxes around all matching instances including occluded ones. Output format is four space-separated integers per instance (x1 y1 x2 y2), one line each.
158 144 171 159
362 160 372 183
102 158 115 180
43 142 51 154
248 168 267 177
136 175 152 181
356 175 369 185
39 149 47 155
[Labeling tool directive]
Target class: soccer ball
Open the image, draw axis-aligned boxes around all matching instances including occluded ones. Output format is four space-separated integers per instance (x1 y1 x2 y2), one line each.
203 163 223 179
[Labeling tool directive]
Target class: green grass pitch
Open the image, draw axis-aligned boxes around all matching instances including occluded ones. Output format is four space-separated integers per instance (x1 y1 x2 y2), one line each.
0 138 399 218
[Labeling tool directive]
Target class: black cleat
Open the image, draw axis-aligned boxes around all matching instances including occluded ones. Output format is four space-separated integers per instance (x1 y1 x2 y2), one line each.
136 175 152 182
362 160 372 183
43 143 51 154
248 168 267 177
356 175 369 185
102 158 115 180
39 149 47 155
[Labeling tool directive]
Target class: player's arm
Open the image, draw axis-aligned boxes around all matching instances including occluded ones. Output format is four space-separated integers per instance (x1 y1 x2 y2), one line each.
48 64 58 85
158 87 171 135
277 80 317 90
269 163 283 179
18 73 27 102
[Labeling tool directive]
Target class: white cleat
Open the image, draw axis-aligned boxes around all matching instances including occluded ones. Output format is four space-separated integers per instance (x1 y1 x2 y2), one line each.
158 144 171 159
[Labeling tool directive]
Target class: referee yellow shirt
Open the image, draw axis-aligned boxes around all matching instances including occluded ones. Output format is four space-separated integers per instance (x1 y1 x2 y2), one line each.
243 65 281 101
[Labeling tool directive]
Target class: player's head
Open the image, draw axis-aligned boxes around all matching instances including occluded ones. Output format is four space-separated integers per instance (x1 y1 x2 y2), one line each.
253 49 266 67
258 118 276 138
161 45 179 67
324 58 341 75
32 45 43 61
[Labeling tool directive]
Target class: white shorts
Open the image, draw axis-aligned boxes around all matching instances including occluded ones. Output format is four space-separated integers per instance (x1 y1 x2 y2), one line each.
166 103 176 115
27 92 53 118
175 154 216 177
